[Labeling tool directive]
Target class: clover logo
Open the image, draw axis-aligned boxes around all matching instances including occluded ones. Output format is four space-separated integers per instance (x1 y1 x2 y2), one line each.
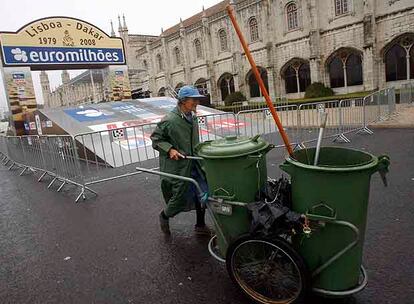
11 48 28 62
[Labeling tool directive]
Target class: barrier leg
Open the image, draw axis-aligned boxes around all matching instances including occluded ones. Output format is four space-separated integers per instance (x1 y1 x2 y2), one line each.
19 166 28 176
57 180 66 192
38 171 47 182
47 177 57 189
75 187 86 203
357 126 374 135
8 162 15 170
333 133 351 143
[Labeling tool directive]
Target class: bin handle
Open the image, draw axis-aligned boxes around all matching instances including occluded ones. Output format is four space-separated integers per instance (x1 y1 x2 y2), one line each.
212 187 236 200
306 203 337 222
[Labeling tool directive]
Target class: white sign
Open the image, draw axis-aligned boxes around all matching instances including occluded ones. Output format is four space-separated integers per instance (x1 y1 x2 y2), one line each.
197 116 206 126
35 114 42 135
317 104 325 113
111 128 125 141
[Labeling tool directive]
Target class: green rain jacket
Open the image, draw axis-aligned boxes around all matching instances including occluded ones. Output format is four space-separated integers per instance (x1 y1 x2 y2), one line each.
150 106 200 217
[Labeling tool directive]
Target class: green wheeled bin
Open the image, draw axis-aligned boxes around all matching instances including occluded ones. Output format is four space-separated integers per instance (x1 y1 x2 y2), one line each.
195 135 272 257
280 146 390 295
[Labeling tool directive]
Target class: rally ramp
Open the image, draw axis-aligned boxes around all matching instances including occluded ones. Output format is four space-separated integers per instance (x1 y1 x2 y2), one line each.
36 98 239 168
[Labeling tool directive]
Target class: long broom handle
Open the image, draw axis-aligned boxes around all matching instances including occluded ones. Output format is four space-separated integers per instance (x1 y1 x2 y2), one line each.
226 4 293 156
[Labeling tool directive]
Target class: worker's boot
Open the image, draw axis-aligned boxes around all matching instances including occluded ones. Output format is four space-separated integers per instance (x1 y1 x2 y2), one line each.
194 205 212 236
159 211 170 235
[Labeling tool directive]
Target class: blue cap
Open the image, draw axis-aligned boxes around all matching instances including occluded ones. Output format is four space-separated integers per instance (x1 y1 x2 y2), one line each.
177 85 205 101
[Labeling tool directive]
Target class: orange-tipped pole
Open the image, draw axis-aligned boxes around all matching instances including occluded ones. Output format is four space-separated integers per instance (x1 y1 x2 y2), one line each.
226 4 294 156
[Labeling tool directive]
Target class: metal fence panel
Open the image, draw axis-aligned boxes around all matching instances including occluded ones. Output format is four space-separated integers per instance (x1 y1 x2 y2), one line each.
20 136 45 172
297 100 342 144
74 123 159 185
338 98 365 136
39 135 83 188
236 105 299 146
0 135 9 162
198 112 239 141
6 136 26 169
400 82 414 104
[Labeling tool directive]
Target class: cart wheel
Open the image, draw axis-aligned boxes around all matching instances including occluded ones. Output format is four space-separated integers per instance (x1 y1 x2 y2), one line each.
226 235 310 304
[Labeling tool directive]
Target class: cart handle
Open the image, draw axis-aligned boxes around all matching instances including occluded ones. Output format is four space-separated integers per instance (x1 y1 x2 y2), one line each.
136 166 230 249
136 167 205 198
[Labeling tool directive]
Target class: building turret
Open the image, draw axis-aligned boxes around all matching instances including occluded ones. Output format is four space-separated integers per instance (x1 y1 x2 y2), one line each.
110 20 116 37
61 70 70 85
40 71 51 107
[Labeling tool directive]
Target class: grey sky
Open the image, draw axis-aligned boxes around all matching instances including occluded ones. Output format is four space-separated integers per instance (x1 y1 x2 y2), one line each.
0 0 220 110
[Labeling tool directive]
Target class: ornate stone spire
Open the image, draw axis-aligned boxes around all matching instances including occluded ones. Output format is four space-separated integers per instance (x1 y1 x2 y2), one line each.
110 20 115 37
122 14 128 31
118 15 122 32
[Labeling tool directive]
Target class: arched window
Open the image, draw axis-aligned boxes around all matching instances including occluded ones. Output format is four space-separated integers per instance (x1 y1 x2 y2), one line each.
156 54 163 72
218 29 228 52
195 78 209 96
285 66 298 93
175 82 184 93
346 54 363 86
410 46 414 79
329 56 345 88
286 3 299 31
385 44 408 82
218 74 235 101
328 50 363 88
335 0 349 16
384 35 414 82
174 47 181 66
249 17 259 42
283 61 311 94
194 39 203 59
298 63 311 91
143 60 148 70
158 87 166 97
247 68 269 98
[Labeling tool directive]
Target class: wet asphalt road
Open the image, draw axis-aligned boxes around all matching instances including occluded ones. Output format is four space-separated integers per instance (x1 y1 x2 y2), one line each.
0 128 413 304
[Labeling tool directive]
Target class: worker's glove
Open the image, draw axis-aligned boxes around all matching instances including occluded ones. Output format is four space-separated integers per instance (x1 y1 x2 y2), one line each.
199 192 209 206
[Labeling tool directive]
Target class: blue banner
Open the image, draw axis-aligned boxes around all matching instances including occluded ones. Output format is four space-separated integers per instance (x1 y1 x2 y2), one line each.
2 46 125 66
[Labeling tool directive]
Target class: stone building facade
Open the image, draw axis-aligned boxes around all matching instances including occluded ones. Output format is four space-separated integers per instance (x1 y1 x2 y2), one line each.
40 70 106 108
123 0 414 103
41 1 414 107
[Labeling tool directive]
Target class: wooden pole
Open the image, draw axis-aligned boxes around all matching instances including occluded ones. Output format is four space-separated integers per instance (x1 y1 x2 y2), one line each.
226 4 294 156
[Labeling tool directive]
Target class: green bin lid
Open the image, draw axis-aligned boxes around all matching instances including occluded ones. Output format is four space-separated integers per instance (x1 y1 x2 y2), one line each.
196 135 270 159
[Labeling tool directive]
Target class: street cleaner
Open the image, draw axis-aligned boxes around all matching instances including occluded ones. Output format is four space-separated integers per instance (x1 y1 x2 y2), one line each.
151 85 210 236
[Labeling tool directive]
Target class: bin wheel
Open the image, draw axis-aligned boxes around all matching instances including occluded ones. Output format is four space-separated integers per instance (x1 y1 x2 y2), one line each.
226 235 310 304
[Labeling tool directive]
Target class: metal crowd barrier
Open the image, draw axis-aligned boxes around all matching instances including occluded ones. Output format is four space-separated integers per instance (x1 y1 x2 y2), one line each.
236 105 299 149
296 100 344 144
400 82 414 104
0 135 8 163
363 88 396 128
71 112 238 202
0 88 399 203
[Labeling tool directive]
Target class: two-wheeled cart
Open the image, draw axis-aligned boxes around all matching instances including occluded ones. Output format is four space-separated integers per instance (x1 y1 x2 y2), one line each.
137 135 389 304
